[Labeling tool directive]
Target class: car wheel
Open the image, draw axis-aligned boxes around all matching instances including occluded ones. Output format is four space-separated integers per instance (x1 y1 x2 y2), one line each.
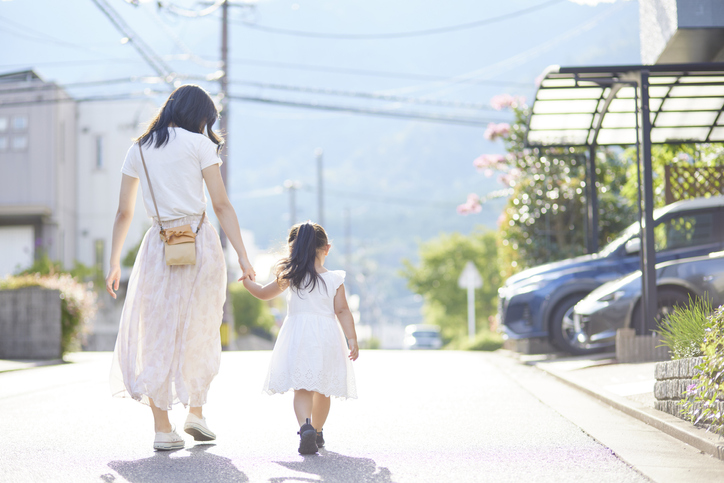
630 288 691 331
550 294 610 355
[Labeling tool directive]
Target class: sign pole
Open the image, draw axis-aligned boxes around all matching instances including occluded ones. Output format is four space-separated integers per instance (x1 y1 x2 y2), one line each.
458 261 483 343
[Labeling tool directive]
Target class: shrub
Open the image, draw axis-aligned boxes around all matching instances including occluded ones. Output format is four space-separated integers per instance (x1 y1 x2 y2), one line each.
0 273 97 355
680 304 724 436
228 283 276 338
445 331 504 351
657 295 711 359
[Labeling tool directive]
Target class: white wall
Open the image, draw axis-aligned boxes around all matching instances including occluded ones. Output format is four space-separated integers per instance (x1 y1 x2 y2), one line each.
0 226 33 277
76 100 157 280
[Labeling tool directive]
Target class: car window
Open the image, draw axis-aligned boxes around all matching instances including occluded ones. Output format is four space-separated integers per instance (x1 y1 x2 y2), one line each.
412 331 439 338
655 212 715 251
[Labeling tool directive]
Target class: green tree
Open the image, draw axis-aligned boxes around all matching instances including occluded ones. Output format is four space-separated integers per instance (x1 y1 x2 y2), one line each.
401 229 500 341
228 283 276 338
461 95 635 279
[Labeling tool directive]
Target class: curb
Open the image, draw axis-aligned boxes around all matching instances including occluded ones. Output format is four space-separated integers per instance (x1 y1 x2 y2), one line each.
536 363 724 461
0 359 64 374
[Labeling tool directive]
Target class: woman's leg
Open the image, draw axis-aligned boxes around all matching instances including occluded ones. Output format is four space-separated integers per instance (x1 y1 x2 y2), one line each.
311 392 331 430
189 406 203 418
293 389 314 426
149 398 173 433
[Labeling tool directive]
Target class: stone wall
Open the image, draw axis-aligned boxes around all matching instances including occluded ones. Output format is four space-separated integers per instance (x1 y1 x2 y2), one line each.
0 287 62 359
654 357 702 418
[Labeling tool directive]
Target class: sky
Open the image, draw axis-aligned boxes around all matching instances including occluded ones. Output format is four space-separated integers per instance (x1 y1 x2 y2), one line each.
0 0 642 325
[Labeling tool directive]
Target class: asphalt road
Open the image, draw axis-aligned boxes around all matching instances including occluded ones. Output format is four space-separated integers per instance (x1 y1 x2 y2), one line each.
0 350 675 482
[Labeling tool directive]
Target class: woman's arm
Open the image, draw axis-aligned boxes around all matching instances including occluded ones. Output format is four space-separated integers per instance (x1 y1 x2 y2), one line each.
202 164 255 282
106 174 139 299
334 284 359 361
243 277 285 301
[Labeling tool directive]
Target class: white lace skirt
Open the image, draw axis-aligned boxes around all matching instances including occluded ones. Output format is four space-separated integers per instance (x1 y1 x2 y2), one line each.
263 313 357 399
110 215 227 410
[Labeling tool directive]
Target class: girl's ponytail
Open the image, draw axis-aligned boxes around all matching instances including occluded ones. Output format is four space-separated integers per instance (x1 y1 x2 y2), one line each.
276 221 329 293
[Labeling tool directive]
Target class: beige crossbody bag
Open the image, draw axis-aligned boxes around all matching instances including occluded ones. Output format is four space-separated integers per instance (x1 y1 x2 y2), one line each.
138 143 205 266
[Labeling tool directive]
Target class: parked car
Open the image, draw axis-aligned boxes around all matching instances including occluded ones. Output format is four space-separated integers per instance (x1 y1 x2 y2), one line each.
498 196 724 354
570 250 724 355
403 324 442 350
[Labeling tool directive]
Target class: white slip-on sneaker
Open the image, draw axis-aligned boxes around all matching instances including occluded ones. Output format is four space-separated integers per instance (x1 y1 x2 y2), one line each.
184 413 216 441
153 427 185 451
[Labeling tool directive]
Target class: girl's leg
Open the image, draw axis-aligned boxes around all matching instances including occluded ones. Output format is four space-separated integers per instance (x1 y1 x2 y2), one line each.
293 389 314 426
311 392 331 430
149 398 173 433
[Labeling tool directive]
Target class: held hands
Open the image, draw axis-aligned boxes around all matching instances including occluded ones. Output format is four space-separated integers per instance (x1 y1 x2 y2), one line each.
347 338 359 361
238 257 256 282
105 264 121 299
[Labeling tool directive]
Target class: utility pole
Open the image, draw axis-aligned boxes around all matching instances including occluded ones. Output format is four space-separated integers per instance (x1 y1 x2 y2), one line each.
219 0 229 248
344 207 352 275
284 180 300 225
315 148 324 226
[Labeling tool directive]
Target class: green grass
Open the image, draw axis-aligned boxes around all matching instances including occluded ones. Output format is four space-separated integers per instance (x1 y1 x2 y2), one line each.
657 294 712 360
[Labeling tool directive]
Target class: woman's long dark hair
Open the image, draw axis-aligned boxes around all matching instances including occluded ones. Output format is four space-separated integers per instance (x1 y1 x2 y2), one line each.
136 84 224 153
276 222 329 293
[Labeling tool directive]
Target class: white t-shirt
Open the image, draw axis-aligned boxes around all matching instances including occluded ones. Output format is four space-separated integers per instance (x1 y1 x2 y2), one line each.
121 127 223 221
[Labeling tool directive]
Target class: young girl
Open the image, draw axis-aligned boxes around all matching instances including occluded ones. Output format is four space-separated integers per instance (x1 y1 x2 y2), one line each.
106 84 255 451
243 221 358 455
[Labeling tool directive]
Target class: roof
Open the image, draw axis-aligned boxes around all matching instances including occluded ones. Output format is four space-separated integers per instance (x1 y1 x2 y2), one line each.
0 70 43 84
526 62 724 147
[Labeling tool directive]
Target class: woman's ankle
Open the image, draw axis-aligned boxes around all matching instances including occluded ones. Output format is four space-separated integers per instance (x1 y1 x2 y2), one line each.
189 406 203 418
155 422 173 433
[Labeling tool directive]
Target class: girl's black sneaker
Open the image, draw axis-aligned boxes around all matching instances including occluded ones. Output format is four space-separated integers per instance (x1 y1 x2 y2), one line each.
316 430 325 448
297 418 318 455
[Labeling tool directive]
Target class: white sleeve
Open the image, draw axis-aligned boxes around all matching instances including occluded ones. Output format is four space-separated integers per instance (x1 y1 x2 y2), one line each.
198 136 223 170
331 270 346 292
120 144 139 178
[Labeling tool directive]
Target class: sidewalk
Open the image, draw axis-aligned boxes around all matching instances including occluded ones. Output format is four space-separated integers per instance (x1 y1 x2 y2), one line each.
0 358 64 373
523 352 724 462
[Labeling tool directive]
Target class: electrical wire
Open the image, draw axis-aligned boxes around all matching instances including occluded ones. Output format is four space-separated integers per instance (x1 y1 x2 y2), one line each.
231 0 564 39
0 92 162 109
227 93 506 126
155 0 225 18
223 57 532 87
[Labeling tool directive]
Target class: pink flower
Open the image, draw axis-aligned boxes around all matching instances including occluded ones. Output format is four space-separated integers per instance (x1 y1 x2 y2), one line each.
490 94 526 111
484 122 511 141
457 193 482 215
473 154 506 170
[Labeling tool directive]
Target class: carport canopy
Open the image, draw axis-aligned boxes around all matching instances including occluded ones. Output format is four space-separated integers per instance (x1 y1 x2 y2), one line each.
524 62 724 335
528 63 724 147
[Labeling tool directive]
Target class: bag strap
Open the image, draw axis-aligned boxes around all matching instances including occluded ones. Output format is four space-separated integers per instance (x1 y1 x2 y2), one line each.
138 143 206 236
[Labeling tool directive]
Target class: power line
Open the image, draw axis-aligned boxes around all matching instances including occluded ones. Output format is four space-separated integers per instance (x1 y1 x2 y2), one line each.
227 93 506 126
90 0 175 85
232 0 564 39
0 92 161 109
224 57 532 87
204 77 496 110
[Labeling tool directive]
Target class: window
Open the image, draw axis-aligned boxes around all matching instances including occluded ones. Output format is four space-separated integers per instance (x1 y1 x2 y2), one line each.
655 213 715 251
12 115 28 131
95 135 104 169
11 136 28 151
0 136 7 151
94 239 105 275
0 117 7 132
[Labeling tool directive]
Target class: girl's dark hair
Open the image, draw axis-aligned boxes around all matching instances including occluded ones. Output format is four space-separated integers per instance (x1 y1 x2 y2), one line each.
136 84 224 152
276 222 329 293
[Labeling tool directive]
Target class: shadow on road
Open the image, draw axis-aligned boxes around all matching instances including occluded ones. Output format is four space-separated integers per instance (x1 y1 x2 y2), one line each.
105 443 248 483
271 450 393 483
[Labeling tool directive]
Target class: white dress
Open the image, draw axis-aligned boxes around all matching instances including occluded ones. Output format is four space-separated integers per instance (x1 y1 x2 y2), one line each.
264 270 357 399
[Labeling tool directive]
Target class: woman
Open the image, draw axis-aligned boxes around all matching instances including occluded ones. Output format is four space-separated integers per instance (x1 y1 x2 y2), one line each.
105 84 255 451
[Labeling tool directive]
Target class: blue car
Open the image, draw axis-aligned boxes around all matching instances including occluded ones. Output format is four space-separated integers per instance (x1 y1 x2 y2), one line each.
498 196 724 354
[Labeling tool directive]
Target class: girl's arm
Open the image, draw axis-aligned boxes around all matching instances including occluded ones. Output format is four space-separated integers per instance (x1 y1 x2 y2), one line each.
202 164 255 282
106 174 139 299
334 284 359 361
243 277 285 301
